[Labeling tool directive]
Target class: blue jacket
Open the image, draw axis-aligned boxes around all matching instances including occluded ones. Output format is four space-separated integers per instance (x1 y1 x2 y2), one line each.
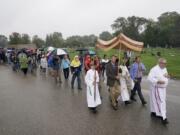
61 59 70 69
130 62 146 80
48 56 53 67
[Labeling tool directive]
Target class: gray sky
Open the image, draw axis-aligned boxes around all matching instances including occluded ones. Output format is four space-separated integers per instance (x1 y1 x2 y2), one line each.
0 0 180 39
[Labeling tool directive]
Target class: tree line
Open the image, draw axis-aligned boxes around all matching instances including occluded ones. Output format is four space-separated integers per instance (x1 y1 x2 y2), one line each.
0 11 180 48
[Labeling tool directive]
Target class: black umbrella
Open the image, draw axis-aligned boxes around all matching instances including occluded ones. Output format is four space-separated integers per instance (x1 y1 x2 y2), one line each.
17 49 28 58
75 48 88 52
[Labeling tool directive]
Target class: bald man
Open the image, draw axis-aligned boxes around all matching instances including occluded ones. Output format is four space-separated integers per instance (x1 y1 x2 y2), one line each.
148 58 169 125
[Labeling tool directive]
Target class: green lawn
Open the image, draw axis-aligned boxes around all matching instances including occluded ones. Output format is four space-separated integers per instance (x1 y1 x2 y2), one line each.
141 48 180 79
67 47 180 79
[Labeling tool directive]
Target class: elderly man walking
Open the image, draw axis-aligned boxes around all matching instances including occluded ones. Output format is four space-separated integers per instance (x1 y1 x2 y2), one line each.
148 58 169 125
106 55 120 110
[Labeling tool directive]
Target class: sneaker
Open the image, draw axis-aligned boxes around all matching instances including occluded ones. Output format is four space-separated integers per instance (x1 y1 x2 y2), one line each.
130 97 137 102
162 118 169 125
125 101 132 105
92 108 97 114
142 101 147 105
112 105 118 110
150 112 156 117
112 104 118 110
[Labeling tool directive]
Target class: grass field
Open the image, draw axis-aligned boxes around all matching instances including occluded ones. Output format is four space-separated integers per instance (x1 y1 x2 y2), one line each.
141 48 180 79
68 47 180 79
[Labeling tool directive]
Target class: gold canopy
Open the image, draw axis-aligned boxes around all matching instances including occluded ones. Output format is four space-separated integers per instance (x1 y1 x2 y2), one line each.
96 33 144 52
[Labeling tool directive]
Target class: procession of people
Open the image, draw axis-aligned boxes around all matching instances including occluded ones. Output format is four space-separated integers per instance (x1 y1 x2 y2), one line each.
0 47 170 125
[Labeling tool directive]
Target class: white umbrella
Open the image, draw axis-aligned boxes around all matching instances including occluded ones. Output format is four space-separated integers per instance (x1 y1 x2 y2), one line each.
47 46 55 51
56 48 67 55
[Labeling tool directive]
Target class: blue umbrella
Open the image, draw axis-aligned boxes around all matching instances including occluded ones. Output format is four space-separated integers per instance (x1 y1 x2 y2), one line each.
88 50 96 55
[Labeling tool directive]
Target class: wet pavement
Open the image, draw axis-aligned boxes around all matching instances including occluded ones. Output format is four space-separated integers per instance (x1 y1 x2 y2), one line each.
0 65 180 135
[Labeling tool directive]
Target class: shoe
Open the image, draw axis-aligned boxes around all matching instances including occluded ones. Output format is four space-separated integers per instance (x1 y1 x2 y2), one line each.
142 101 147 105
162 118 169 125
71 86 74 89
130 97 137 102
112 105 118 110
108 88 110 92
78 88 82 90
150 112 156 117
116 100 118 104
112 104 118 110
125 101 131 105
92 108 97 114
156 116 163 119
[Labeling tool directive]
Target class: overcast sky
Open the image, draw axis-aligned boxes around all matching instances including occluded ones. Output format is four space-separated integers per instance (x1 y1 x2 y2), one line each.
0 0 180 39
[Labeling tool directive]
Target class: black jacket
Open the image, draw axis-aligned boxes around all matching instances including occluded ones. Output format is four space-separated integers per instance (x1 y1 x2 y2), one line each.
106 62 119 87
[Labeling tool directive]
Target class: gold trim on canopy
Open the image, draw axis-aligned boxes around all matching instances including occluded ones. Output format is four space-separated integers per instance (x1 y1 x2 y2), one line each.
96 33 144 52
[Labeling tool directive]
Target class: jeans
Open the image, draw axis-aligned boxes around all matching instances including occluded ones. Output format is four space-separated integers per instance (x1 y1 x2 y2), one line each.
63 68 69 79
71 72 81 89
131 77 146 103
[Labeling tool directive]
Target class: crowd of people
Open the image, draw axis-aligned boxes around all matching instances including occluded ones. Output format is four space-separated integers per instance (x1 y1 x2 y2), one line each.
0 48 37 75
0 48 170 125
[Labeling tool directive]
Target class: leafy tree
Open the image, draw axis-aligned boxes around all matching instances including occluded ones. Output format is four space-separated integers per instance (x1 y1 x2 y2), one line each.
111 17 127 35
46 32 64 48
0 35 8 47
157 12 180 47
32 35 45 48
99 31 113 41
9 32 22 44
111 16 148 40
64 35 97 48
81 34 97 47
111 12 180 48
142 20 160 47
21 34 31 44
64 36 84 48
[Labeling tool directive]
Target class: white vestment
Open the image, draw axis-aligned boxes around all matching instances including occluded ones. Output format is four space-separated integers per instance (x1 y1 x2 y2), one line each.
147 65 169 120
85 69 102 108
118 65 133 102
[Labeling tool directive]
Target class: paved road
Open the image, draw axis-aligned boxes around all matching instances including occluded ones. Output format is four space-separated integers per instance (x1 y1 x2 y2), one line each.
0 65 180 135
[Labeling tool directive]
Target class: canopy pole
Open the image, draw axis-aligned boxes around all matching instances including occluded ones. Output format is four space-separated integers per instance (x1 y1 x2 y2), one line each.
118 43 121 63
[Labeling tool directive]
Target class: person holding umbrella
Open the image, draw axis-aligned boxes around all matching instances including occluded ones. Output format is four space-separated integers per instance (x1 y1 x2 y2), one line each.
52 55 62 83
19 54 28 75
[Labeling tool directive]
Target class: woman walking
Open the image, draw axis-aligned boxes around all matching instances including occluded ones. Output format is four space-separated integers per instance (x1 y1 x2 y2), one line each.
61 54 70 80
70 56 82 90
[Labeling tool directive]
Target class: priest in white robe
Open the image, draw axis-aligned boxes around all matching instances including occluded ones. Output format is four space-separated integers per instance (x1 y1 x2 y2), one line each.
118 64 133 105
85 63 102 113
147 58 169 125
